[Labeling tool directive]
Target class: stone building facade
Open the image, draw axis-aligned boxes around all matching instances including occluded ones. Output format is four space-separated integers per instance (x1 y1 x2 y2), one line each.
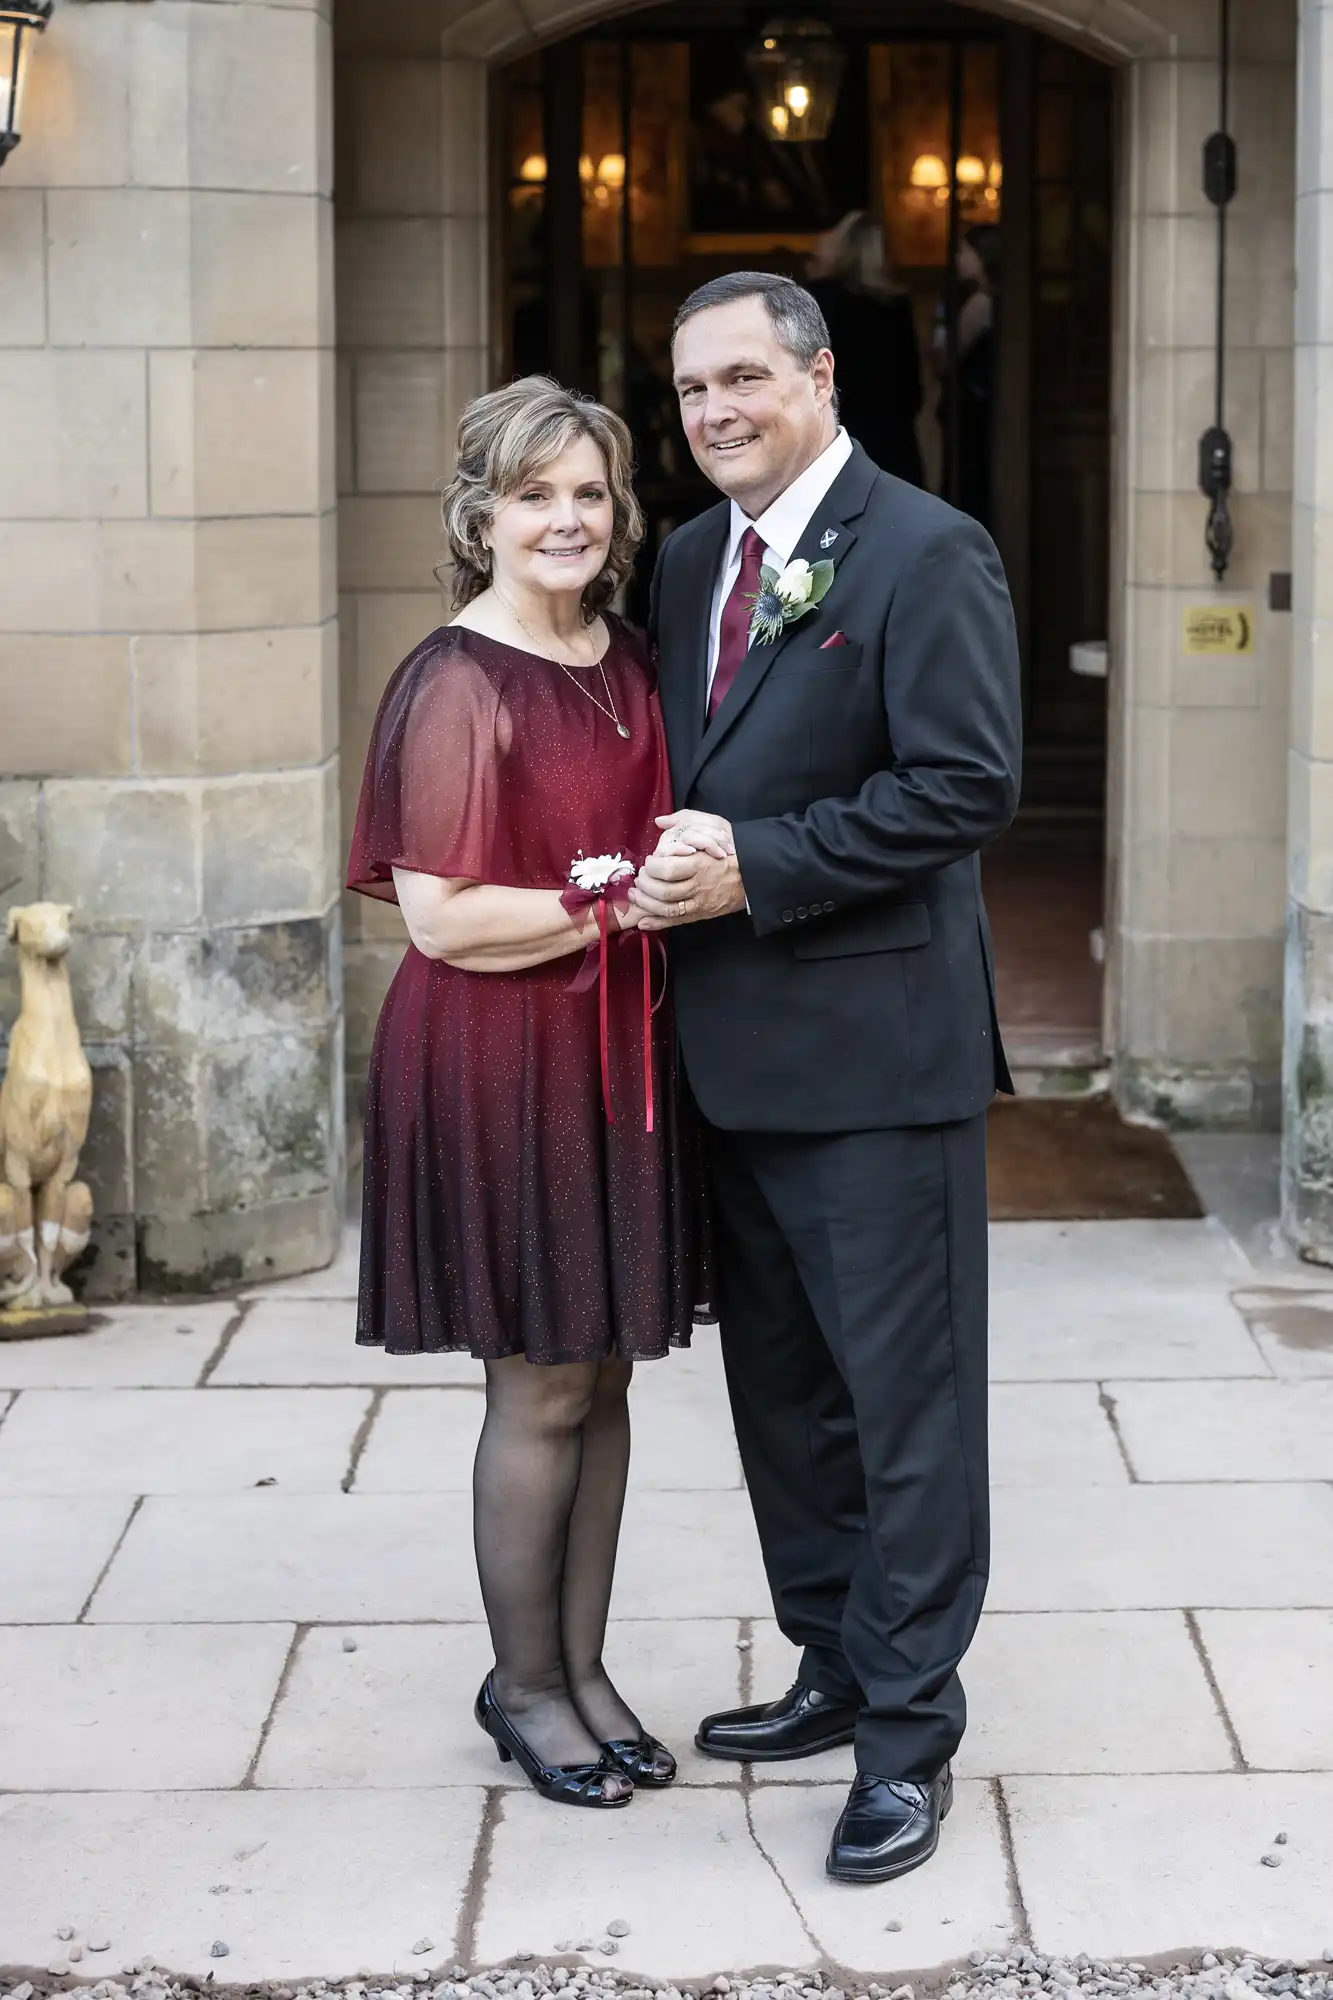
1 0 1331 1291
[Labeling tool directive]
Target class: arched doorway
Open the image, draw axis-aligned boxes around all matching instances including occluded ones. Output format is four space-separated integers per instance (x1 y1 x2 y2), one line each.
494 3 1113 1078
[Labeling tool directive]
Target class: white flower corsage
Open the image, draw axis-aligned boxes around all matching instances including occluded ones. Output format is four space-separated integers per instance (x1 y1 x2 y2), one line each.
568 851 635 894
747 556 836 647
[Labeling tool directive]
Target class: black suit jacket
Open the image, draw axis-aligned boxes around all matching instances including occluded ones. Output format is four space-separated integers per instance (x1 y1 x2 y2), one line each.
648 443 1022 1133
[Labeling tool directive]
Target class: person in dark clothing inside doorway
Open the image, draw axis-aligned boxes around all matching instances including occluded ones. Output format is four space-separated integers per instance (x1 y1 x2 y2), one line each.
807 209 925 489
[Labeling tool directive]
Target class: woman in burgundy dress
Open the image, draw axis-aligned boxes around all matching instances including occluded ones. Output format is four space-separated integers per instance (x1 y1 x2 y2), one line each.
347 378 708 1811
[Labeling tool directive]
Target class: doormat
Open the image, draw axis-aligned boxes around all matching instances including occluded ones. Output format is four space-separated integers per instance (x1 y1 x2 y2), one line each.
987 1093 1204 1221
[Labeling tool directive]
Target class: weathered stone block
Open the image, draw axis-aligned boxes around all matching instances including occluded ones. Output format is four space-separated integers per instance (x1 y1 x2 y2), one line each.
343 939 404 1063
75 1051 136 1303
0 524 102 634
0 192 46 346
0 353 148 521
348 58 442 216
133 1046 204 1224
150 350 335 520
100 520 198 633
338 497 442 593
1283 902 1333 1260
204 1025 338 1209
200 763 339 926
47 190 192 347
135 624 339 778
192 191 334 349
69 932 135 1048
132 914 339 1055
354 354 447 494
0 638 133 780
442 215 485 349
196 514 335 632
138 1187 342 1295
336 219 444 349
186 6 326 196
44 782 201 930
440 61 486 216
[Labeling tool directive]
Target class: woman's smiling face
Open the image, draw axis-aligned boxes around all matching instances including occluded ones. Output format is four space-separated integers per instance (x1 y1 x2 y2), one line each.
486 435 614 603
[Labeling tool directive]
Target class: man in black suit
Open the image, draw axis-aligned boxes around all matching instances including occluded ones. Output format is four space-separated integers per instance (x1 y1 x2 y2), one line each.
630 272 1022 1883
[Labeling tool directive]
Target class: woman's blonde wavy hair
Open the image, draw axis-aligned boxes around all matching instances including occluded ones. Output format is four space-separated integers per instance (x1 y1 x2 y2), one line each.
440 377 644 617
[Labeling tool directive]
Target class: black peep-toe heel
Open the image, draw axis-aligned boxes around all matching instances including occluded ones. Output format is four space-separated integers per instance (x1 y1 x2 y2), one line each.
475 1676 634 1808
601 1733 678 1787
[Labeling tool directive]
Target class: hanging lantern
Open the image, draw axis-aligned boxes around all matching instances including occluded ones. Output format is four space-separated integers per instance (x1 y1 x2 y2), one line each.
0 0 52 172
746 18 846 145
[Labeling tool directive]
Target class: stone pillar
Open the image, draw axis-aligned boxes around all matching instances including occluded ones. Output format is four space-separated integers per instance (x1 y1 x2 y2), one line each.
1108 5 1296 1129
0 0 342 1295
1283 0 1333 1251
334 31 489 1154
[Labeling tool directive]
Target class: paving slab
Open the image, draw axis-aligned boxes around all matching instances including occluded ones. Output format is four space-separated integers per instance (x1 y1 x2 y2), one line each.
0 1305 234 1390
1231 1287 1333 1378
627 1334 745 1488
616 1490 772 1617
748 1779 1015 1971
958 1611 1232 1775
350 1389 484 1493
0 1788 484 1980
256 1619 742 1791
988 1483 1333 1609
1196 1610 1333 1770
0 1389 370 1496
354 1365 743 1494
1111 1380 1333 1480
0 1495 134 1622
989 1285 1266 1381
747 1610 1231 1785
1006 1773 1333 1957
989 1384 1128 1485
214 1301 479 1386
243 1224 363 1300
475 1784 812 1975
0 1624 293 1789
989 1219 1250 1291
88 1494 487 1624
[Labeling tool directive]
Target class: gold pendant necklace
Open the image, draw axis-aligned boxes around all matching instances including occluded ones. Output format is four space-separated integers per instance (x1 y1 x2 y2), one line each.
496 591 631 739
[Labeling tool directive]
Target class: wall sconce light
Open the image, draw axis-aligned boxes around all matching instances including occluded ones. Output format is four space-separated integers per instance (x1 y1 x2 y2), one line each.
747 17 845 144
0 0 52 171
519 153 547 183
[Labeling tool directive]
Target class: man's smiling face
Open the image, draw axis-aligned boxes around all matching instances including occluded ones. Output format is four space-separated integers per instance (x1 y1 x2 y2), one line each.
672 295 837 518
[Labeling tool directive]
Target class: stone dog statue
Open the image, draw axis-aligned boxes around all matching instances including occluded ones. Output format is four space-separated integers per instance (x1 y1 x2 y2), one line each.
0 903 94 1309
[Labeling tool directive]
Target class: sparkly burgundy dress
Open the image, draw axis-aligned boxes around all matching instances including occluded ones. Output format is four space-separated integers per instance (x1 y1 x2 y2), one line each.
346 617 705 1364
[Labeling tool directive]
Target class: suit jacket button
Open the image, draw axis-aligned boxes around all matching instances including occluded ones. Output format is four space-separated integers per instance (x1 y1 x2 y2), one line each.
824 900 836 913
796 906 808 920
782 909 795 924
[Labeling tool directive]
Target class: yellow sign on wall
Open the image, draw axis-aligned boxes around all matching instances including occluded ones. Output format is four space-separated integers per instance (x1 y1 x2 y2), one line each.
1182 604 1256 655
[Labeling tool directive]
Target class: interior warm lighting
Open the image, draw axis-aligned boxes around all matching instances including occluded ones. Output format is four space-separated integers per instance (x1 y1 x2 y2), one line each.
988 159 1003 188
597 152 626 188
518 153 547 183
956 154 986 186
579 153 594 182
909 153 949 189
746 16 845 144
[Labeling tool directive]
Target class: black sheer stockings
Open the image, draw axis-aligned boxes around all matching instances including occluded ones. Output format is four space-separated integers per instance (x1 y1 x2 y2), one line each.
473 1353 643 1794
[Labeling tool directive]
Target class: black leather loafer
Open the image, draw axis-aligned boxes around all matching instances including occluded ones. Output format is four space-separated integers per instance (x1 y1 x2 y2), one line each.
695 1681 859 1763
826 1765 953 1883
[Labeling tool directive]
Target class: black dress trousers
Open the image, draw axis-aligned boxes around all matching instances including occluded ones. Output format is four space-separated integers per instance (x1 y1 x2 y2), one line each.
708 1114 990 1782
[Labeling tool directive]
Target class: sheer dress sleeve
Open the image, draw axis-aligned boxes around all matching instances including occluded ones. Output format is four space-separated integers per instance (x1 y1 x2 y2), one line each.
346 631 509 905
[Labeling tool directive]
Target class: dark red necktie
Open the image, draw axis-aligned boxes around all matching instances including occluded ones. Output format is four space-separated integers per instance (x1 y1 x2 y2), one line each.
709 526 767 719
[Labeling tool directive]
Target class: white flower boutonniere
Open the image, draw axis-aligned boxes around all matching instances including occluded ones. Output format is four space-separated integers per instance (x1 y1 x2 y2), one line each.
747 556 837 647
568 851 635 894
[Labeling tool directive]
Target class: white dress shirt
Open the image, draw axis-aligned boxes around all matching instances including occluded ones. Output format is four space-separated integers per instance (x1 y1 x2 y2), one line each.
705 426 854 701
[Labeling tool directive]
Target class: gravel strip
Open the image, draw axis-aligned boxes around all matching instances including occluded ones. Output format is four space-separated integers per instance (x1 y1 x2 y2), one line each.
5 1951 1333 2000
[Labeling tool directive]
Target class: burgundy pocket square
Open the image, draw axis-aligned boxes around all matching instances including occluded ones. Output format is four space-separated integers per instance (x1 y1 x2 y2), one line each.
820 631 852 650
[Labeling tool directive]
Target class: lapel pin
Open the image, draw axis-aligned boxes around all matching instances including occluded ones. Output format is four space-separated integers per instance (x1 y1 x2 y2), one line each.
820 529 839 550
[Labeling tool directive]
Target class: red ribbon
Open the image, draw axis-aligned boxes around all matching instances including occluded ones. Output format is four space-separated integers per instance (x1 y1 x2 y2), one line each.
560 872 664 1131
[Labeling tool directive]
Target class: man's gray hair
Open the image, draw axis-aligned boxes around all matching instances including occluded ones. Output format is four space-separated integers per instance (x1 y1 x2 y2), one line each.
671 271 833 369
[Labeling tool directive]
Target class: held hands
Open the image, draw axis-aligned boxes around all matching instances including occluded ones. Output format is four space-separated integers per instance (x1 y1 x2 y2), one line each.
629 812 747 931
